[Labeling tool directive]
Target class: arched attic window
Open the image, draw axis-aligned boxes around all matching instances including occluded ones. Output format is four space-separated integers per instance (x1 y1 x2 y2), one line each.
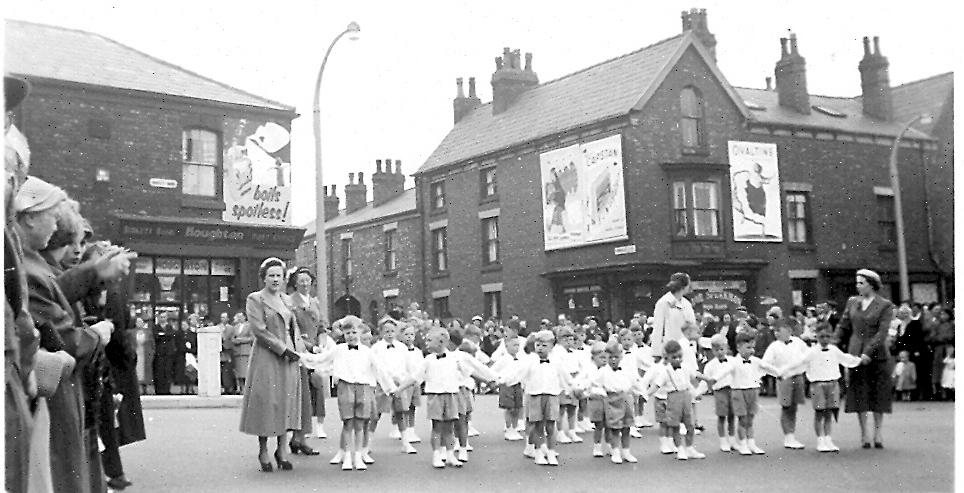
680 86 705 149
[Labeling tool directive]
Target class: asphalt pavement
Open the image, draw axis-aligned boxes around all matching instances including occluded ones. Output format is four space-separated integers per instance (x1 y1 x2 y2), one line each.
120 395 954 492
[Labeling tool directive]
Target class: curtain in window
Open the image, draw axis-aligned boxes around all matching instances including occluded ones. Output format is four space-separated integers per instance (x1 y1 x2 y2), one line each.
692 181 719 236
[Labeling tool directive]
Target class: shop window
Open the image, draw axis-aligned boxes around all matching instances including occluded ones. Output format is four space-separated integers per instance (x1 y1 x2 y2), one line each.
181 128 220 197
433 296 451 319
680 86 705 151
484 291 502 320
384 230 396 272
672 179 720 238
876 195 896 248
431 181 446 210
342 238 353 278
786 192 811 244
433 228 447 274
482 217 499 265
481 167 497 198
791 278 816 307
127 256 238 330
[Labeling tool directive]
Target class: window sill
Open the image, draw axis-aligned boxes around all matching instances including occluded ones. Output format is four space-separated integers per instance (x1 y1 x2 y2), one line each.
681 146 710 157
383 270 398 278
181 196 225 210
788 243 815 252
431 272 450 280
430 208 448 217
481 263 502 273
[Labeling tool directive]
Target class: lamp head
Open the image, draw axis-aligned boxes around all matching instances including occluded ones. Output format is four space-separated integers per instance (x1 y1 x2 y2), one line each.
347 21 361 41
918 114 934 126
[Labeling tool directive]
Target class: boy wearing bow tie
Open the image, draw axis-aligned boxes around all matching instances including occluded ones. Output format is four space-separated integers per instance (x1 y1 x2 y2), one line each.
643 340 709 460
762 320 810 449
778 323 862 452
723 332 781 455
702 335 738 452
371 318 417 453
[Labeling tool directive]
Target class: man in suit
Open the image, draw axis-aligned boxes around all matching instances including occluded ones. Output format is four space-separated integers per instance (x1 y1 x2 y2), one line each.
152 313 176 395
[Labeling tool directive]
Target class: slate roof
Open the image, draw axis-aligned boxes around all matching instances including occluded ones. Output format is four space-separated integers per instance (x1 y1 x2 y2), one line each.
5 19 294 112
889 72 953 133
302 188 417 238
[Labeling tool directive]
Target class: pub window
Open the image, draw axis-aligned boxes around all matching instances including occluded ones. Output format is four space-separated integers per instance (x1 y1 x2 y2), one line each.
181 128 220 197
433 228 447 273
431 181 446 210
342 238 353 277
433 296 450 319
484 291 502 320
384 230 397 272
482 217 499 265
481 167 497 198
680 86 705 149
877 195 896 247
786 191 811 243
672 179 720 238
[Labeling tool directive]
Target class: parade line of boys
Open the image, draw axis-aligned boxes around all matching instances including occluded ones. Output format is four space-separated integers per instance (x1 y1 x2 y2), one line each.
297 314 861 470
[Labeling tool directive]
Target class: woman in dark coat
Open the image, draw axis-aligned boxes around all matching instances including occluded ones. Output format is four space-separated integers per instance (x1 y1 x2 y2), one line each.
239 258 303 472
836 269 895 449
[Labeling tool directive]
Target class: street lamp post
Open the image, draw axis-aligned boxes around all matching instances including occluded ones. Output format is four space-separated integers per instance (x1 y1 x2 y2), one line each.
314 21 360 324
889 113 931 303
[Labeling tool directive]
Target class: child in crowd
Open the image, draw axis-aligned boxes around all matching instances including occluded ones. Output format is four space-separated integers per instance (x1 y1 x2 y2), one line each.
724 332 781 455
461 324 487 437
552 326 584 444
644 340 707 460
578 342 611 457
492 335 526 440
308 316 397 471
679 321 708 435
573 324 594 431
370 318 418 453
702 335 738 452
777 323 861 452
595 340 645 464
761 320 810 449
893 350 917 402
615 329 643 438
630 323 655 429
941 347 955 401
399 323 424 444
504 330 574 466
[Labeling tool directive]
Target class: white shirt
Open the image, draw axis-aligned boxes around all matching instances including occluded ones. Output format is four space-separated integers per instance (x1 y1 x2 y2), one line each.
504 353 573 396
703 356 737 390
679 337 700 376
617 348 640 382
761 337 809 375
781 344 862 382
728 355 778 390
644 364 695 399
404 345 425 384
551 345 583 375
371 339 410 383
491 336 528 361
594 365 647 395
651 292 696 355
315 343 396 392
631 344 654 372
639 362 670 400
420 350 495 394
491 351 526 384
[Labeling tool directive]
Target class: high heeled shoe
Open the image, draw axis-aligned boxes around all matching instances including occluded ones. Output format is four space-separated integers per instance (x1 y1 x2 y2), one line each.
290 441 320 456
274 450 294 471
259 455 274 473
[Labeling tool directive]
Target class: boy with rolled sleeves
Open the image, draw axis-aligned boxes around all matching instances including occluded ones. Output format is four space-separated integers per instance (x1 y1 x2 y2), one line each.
643 340 708 460
761 319 810 449
702 335 738 451
370 318 417 453
504 329 574 466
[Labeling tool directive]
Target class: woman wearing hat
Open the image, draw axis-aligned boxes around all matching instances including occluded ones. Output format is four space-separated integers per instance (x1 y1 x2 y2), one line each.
285 267 323 454
836 269 895 449
239 257 303 472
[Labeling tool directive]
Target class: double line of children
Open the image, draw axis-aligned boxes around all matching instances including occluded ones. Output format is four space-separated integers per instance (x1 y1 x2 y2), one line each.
299 313 860 470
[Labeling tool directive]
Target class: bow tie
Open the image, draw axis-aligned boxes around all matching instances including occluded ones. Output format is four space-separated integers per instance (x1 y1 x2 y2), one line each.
783 340 792 345
513 356 519 361
347 345 359 350
409 347 417 352
742 358 752 365
436 353 446 359
386 344 396 349
821 347 830 352
539 359 551 364
625 351 633 355
718 357 727 362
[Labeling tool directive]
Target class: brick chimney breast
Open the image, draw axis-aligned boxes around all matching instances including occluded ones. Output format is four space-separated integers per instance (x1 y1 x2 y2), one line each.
344 172 367 214
491 47 539 115
681 8 717 61
453 76 482 124
774 33 810 114
323 184 340 221
859 36 893 121
373 159 406 206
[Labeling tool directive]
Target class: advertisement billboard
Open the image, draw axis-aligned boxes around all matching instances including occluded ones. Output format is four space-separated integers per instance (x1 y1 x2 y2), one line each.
222 118 293 226
728 141 782 242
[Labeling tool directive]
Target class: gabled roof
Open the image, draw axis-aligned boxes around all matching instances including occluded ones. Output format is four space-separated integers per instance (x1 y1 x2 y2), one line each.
5 19 294 113
737 87 931 140
303 188 417 238
417 32 749 174
890 72 953 133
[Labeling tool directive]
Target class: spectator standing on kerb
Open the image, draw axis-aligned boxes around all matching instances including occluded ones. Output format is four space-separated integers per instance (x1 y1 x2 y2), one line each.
651 273 696 359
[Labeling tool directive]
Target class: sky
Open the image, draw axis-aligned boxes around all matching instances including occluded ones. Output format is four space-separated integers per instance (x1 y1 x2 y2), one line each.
4 0 957 226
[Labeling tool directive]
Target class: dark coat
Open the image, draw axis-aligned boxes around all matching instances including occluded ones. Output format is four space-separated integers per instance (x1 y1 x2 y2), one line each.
4 227 35 493
836 295 895 361
100 276 145 445
893 319 926 358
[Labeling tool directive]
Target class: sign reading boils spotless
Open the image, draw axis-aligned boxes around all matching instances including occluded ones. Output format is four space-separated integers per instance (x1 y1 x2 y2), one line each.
539 134 628 251
223 119 293 225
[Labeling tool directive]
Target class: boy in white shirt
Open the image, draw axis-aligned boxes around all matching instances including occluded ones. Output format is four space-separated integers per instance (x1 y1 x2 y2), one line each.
576 342 610 457
491 336 526 440
643 340 708 460
503 330 574 466
761 319 811 449
399 323 424 445
702 335 738 452
551 326 584 444
573 323 594 431
778 323 862 452
370 318 416 453
595 340 647 464
307 316 397 471
678 321 708 435
721 332 782 455
615 329 644 438
630 323 655 428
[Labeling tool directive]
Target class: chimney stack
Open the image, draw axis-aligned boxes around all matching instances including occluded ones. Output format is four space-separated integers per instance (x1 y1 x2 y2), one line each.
491 47 538 115
323 185 340 222
344 172 368 214
765 77 773 91
774 33 810 114
859 36 893 121
373 159 406 206
453 77 481 124
681 8 717 61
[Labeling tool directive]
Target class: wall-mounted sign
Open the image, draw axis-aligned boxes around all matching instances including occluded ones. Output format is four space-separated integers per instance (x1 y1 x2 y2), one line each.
728 141 783 242
614 245 636 255
117 216 304 250
149 178 178 189
539 134 628 251
223 119 293 226
689 280 748 315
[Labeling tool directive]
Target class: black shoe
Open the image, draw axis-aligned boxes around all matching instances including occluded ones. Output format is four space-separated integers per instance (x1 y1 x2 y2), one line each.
259 457 274 473
106 477 132 490
862 442 872 449
291 442 320 456
874 441 884 449
274 450 294 471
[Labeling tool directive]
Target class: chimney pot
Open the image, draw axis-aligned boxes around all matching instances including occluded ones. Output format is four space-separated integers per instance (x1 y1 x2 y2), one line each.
789 33 798 54
873 36 881 55
395 160 402 174
765 76 773 90
331 184 336 195
468 77 477 98
862 36 871 56
495 56 503 70
780 37 789 56
323 185 328 195
456 77 465 98
524 52 533 72
376 159 382 173
358 172 364 184
348 172 355 184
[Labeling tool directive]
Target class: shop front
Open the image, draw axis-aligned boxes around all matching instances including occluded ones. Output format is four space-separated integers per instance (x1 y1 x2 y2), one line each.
114 214 305 328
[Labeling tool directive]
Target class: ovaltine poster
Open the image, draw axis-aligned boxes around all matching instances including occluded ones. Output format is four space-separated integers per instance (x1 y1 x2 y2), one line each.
539 134 628 251
728 141 782 242
222 119 293 226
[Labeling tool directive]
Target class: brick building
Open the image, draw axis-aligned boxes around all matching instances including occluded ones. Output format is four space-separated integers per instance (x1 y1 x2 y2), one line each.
299 10 952 325
6 20 305 326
